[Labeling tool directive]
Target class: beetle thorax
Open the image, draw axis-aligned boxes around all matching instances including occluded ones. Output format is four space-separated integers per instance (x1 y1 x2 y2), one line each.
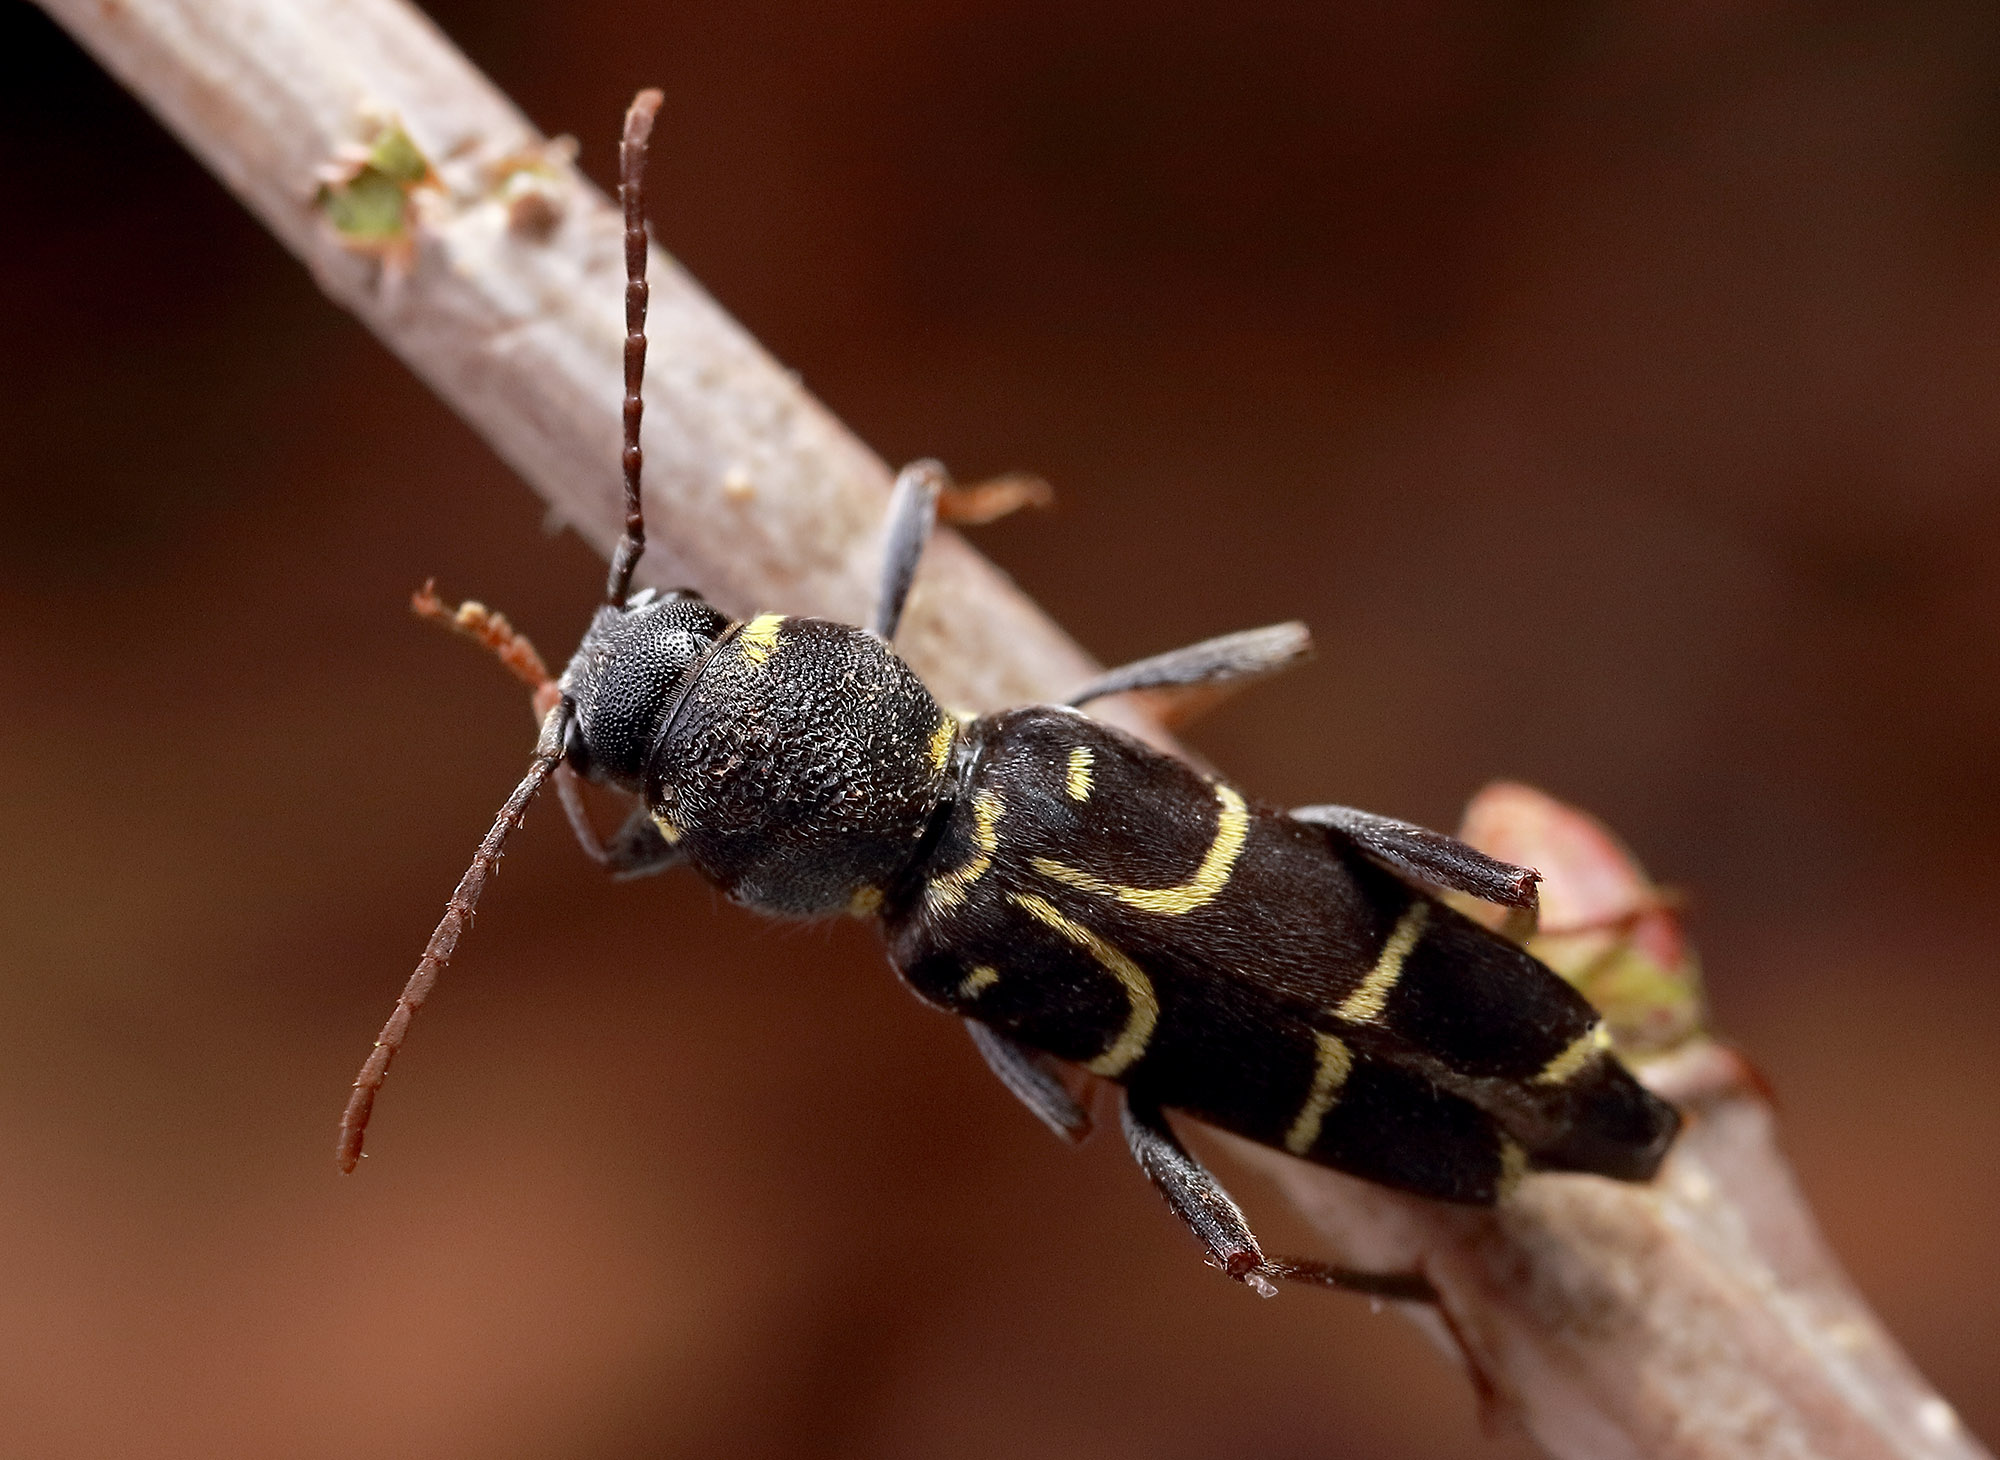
646 615 958 917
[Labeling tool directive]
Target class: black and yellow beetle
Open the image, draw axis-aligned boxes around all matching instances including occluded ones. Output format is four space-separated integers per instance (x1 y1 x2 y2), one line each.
338 90 1678 1301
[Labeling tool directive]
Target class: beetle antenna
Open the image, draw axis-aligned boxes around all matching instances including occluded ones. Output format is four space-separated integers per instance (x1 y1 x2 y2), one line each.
605 87 664 607
337 702 574 1172
412 579 561 720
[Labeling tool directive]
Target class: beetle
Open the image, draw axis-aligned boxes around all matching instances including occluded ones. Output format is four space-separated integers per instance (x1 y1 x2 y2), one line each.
338 90 1679 1300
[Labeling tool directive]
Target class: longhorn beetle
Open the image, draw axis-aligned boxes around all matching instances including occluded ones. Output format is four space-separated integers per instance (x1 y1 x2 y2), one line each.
339 90 1680 1300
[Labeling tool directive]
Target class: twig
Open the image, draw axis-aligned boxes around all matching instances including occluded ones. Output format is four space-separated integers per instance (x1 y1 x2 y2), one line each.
35 1 1988 1455
34 0 1098 717
1229 779 1986 1460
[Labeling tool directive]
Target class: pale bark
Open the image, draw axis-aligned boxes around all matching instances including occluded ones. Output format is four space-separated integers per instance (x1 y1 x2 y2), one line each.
37 1 1989 1455
36 0 1098 717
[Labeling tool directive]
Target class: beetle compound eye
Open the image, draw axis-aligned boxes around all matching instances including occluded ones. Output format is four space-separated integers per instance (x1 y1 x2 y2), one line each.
561 712 590 773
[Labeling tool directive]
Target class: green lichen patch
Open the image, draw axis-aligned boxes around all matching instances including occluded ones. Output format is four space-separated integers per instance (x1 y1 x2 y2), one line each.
317 121 437 250
1532 928 1707 1058
365 124 431 186
1446 782 1710 1060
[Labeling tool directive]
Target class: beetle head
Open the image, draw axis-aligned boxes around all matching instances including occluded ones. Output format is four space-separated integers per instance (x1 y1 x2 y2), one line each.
558 587 730 790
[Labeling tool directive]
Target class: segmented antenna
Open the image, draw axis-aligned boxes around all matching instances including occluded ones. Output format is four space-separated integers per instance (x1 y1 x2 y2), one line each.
411 579 559 719
341 93 665 1171
338 702 573 1172
605 88 664 607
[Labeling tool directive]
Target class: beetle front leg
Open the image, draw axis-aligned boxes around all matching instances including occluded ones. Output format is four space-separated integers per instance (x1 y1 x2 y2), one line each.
871 460 947 641
556 765 685 879
602 802 686 880
873 460 1053 641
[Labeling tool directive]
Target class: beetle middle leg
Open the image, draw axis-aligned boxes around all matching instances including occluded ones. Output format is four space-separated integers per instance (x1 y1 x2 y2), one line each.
965 1021 1093 1143
1066 621 1313 711
1120 1087 1436 1301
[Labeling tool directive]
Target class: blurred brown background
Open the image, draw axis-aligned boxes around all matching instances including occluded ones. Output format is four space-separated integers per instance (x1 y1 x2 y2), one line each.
4 1 1998 1455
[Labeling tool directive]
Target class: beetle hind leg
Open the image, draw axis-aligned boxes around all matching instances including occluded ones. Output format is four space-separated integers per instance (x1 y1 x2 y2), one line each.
1260 1258 1438 1304
1120 1088 1435 1302
1291 803 1540 925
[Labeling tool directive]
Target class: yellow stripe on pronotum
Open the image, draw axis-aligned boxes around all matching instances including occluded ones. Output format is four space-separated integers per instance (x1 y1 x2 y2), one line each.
926 790 1003 913
1010 892 1157 1077
1032 784 1248 916
735 613 786 666
1064 746 1095 801
927 713 957 774
1283 1031 1355 1155
1335 901 1429 1024
957 965 1000 1000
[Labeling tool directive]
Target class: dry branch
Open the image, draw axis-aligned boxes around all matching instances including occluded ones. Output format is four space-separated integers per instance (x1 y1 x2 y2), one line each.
37 0 1097 716
35 1 1989 1456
